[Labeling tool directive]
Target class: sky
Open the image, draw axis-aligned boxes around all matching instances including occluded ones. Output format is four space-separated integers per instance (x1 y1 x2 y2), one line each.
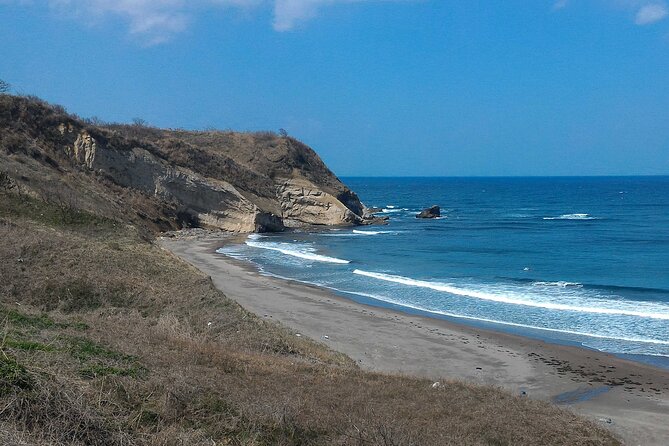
1 0 668 176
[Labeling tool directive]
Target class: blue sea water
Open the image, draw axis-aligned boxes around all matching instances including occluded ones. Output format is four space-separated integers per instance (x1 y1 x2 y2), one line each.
217 177 669 366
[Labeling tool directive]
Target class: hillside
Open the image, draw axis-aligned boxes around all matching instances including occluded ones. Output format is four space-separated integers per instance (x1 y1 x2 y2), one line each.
0 94 621 445
0 94 372 233
0 194 620 445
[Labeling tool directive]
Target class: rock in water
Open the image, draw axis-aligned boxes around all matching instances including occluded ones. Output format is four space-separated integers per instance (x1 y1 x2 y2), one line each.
416 205 440 219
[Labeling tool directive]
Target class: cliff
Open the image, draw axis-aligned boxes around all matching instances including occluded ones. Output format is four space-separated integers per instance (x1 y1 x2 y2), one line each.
0 95 373 232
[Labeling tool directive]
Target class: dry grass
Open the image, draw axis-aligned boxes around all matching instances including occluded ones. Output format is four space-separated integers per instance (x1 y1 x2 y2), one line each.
0 194 621 445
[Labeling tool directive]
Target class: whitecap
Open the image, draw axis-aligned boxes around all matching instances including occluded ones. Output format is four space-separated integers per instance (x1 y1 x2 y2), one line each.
543 213 597 220
352 230 394 235
532 281 583 288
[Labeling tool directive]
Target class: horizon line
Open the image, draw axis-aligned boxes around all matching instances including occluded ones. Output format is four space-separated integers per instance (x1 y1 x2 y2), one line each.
339 174 669 179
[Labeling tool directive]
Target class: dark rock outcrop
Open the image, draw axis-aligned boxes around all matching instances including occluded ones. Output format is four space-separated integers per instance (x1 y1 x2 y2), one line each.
416 205 440 219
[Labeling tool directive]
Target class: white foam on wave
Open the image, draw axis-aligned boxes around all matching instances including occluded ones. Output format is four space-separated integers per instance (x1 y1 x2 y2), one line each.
532 281 583 288
352 270 669 320
543 213 597 220
245 239 350 264
325 286 669 348
323 230 399 237
352 230 394 236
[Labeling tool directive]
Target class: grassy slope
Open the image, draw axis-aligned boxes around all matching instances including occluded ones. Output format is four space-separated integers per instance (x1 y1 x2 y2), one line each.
0 192 620 446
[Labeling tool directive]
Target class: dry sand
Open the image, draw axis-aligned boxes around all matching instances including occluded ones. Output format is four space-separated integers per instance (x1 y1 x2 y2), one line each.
161 233 669 446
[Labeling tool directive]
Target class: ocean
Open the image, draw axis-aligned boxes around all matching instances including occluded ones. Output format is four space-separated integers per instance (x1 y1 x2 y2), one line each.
217 177 669 367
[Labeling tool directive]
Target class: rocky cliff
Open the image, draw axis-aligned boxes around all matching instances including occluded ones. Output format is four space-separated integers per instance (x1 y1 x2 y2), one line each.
0 95 374 232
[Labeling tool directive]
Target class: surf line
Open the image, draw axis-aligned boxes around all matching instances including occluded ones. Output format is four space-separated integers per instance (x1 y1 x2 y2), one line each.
353 270 669 320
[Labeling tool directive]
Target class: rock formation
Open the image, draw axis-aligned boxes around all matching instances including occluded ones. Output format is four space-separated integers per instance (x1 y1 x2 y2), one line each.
416 205 440 219
0 95 379 233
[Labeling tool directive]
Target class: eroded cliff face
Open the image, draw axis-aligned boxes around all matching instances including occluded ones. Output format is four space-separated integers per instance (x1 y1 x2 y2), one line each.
277 178 361 227
59 125 284 232
1 95 370 232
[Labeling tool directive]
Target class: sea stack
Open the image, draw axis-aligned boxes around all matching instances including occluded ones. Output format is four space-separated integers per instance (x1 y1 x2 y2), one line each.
416 205 440 219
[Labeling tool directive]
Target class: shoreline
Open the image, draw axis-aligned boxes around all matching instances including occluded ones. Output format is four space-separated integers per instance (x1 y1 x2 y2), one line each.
161 232 669 446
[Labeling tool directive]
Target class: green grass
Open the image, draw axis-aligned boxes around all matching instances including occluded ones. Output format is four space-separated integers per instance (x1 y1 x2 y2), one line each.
0 193 113 230
0 307 88 331
4 338 55 352
0 354 33 395
0 307 62 330
71 321 90 331
66 337 134 362
67 337 147 379
78 364 147 379
1 305 146 388
1 307 142 379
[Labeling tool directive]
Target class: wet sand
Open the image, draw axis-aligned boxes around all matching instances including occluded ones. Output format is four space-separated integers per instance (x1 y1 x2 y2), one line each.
161 233 669 446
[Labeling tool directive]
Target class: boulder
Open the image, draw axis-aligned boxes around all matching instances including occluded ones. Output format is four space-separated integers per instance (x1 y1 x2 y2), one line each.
360 206 389 225
360 215 389 226
363 207 383 217
416 205 440 219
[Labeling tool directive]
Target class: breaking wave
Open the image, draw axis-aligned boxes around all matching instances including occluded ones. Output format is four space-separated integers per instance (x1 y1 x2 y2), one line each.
532 281 583 288
327 287 669 347
352 270 669 320
543 213 597 220
352 230 394 235
245 238 350 264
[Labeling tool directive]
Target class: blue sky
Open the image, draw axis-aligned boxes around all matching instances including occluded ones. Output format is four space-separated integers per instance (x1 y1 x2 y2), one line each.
1 0 668 176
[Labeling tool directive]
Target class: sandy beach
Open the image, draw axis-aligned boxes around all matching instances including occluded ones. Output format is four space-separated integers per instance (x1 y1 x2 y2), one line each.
161 233 669 446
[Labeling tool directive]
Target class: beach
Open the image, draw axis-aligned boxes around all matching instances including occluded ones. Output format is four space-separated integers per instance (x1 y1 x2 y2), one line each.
161 233 669 446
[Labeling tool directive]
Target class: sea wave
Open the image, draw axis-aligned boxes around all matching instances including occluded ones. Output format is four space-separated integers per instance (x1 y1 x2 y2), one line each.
322 230 398 237
532 281 583 288
212 250 669 352
543 213 597 220
352 230 394 235
501 277 669 295
352 270 669 320
326 286 669 348
245 240 350 264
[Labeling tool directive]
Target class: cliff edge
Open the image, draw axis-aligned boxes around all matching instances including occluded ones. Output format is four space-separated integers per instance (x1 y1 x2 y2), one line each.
0 95 373 232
